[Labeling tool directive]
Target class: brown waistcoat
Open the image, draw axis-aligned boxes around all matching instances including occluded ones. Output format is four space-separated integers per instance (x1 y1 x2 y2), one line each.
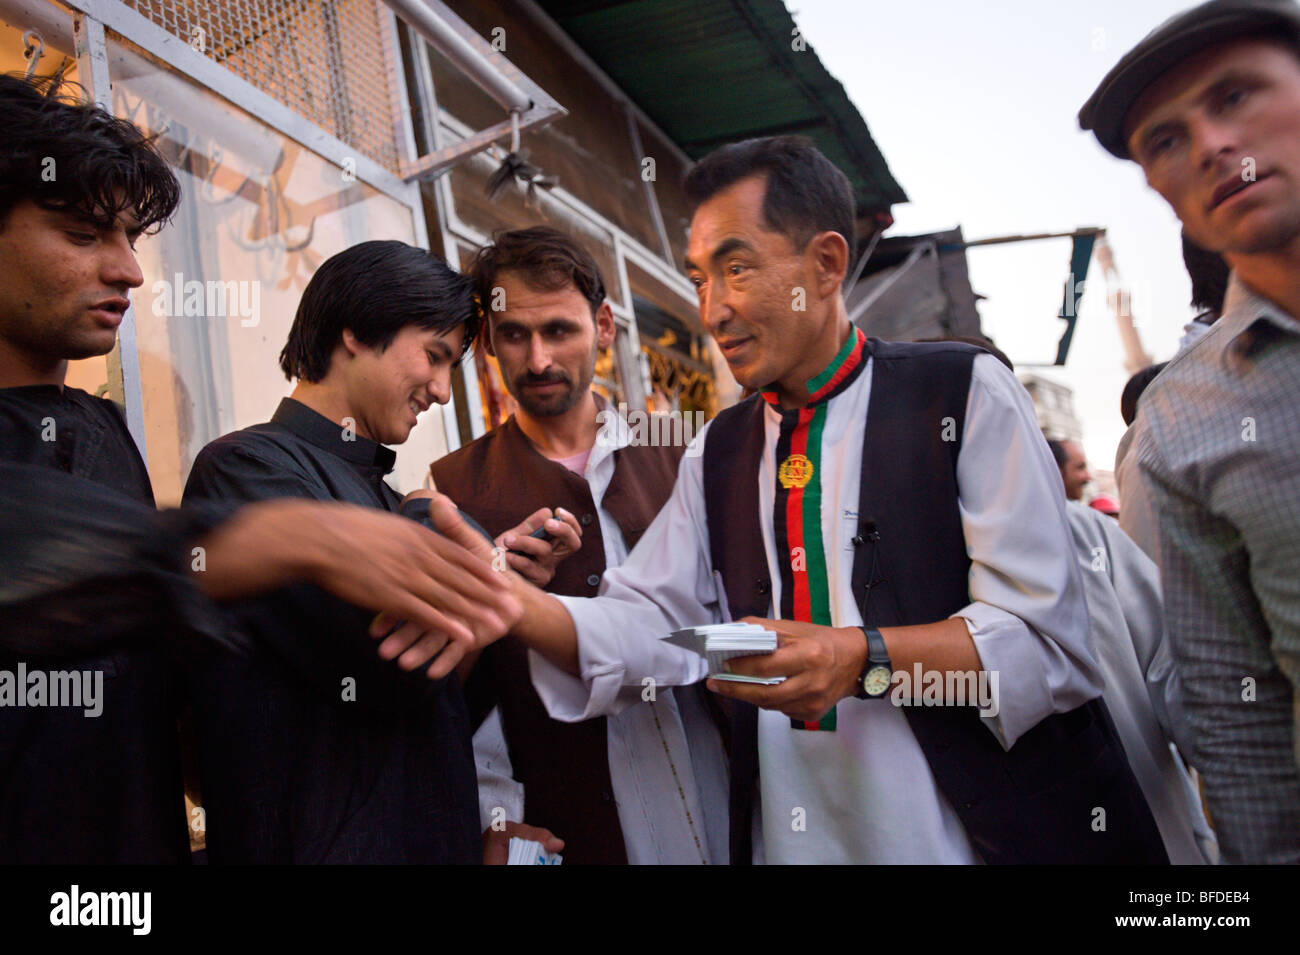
430 412 684 864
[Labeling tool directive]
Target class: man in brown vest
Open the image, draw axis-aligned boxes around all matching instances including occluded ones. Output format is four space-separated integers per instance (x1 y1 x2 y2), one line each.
430 227 728 864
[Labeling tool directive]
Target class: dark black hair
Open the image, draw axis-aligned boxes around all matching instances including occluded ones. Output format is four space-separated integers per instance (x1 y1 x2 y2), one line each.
469 226 606 318
683 135 857 272
1120 362 1168 427
1180 232 1230 316
1045 438 1068 469
279 240 479 382
0 73 179 233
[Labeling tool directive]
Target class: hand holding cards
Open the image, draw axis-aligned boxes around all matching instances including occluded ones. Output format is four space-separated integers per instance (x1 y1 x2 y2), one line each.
508 837 563 865
666 622 785 685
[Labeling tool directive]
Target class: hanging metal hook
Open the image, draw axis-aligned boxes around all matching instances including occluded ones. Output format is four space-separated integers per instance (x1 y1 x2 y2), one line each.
22 29 45 79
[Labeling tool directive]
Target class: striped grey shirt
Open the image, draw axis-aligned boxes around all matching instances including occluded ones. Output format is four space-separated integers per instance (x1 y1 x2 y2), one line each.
1135 274 1300 863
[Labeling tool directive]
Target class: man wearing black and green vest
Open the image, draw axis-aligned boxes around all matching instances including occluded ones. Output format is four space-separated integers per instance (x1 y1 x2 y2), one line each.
397 136 1167 864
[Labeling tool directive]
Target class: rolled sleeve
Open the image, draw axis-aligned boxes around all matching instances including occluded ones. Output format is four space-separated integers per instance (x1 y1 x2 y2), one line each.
530 591 706 721
950 356 1103 749
528 432 716 722
473 707 525 827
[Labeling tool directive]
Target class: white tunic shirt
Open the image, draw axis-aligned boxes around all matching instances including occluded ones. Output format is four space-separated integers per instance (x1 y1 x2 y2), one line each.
1064 501 1217 864
530 353 1103 863
475 408 730 864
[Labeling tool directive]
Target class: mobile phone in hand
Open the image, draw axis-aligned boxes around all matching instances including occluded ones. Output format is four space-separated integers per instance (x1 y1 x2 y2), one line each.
508 510 559 558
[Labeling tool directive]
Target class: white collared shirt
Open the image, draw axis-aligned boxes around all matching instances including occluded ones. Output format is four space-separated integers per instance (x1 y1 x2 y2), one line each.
530 353 1102 863
474 406 729 864
1064 500 1216 864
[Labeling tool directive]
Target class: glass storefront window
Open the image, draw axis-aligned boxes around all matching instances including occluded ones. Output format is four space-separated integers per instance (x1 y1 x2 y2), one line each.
626 259 717 418
105 33 438 504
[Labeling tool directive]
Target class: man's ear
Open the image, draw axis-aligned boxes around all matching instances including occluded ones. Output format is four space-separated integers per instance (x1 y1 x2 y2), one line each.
595 301 616 350
809 230 850 299
340 328 363 357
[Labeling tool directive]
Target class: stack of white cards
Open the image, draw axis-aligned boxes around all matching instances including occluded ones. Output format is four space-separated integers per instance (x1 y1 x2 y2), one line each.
666 622 784 685
507 838 563 865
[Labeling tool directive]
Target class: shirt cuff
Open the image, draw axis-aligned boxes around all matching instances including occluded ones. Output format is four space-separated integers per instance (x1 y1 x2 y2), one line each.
528 594 708 722
951 603 1057 750
473 710 525 828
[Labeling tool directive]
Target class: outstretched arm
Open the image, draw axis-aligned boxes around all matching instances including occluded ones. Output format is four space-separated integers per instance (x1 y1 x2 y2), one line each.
182 444 518 698
0 462 518 678
375 483 710 724
196 496 517 678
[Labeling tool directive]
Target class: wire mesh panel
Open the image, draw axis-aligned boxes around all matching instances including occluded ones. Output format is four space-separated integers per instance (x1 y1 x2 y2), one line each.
124 0 401 172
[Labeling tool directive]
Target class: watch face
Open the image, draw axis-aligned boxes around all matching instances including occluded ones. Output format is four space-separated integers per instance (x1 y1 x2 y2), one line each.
863 665 892 697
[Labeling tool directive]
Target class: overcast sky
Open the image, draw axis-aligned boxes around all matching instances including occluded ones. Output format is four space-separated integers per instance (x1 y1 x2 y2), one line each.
792 0 1197 476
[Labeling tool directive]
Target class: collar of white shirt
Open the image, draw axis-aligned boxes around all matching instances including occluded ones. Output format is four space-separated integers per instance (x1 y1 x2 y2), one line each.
591 391 633 471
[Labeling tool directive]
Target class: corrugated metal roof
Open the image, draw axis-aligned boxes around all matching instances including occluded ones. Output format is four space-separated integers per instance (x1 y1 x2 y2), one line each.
536 0 907 214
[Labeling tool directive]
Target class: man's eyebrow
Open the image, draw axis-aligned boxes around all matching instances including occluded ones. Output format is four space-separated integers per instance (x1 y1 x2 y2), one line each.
494 316 582 332
46 208 95 227
1203 69 1261 96
1137 119 1180 154
684 237 757 273
49 206 147 238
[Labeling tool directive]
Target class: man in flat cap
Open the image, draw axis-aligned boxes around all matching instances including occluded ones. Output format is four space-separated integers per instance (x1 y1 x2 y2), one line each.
1080 0 1300 862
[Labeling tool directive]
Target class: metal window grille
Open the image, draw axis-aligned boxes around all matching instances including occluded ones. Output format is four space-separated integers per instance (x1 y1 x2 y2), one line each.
124 0 400 171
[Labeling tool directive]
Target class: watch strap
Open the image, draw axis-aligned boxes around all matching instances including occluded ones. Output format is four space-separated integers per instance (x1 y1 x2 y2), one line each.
864 627 889 666
855 627 892 699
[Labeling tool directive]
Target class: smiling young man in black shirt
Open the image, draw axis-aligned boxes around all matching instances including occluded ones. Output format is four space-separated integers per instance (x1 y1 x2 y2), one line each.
183 241 553 863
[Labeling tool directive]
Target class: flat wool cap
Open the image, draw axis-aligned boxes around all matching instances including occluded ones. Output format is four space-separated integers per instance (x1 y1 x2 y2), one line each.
1079 0 1300 158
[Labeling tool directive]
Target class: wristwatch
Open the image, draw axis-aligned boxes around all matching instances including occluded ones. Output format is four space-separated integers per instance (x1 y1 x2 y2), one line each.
855 628 892 699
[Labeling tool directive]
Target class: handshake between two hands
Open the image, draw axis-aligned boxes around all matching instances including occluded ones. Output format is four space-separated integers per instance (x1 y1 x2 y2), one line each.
357 490 583 680
231 487 580 682
372 492 870 718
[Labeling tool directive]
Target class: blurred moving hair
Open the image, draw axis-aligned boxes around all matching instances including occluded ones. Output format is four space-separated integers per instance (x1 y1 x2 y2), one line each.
468 226 607 319
0 72 179 232
1121 362 1169 427
1046 438 1069 470
279 240 479 382
1181 232 1230 317
683 135 857 274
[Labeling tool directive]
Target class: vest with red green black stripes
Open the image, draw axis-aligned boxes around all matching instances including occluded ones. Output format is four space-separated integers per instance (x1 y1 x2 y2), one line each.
702 335 1167 866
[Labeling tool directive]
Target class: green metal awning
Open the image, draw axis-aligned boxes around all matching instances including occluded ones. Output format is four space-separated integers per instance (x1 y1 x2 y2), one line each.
536 0 908 215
